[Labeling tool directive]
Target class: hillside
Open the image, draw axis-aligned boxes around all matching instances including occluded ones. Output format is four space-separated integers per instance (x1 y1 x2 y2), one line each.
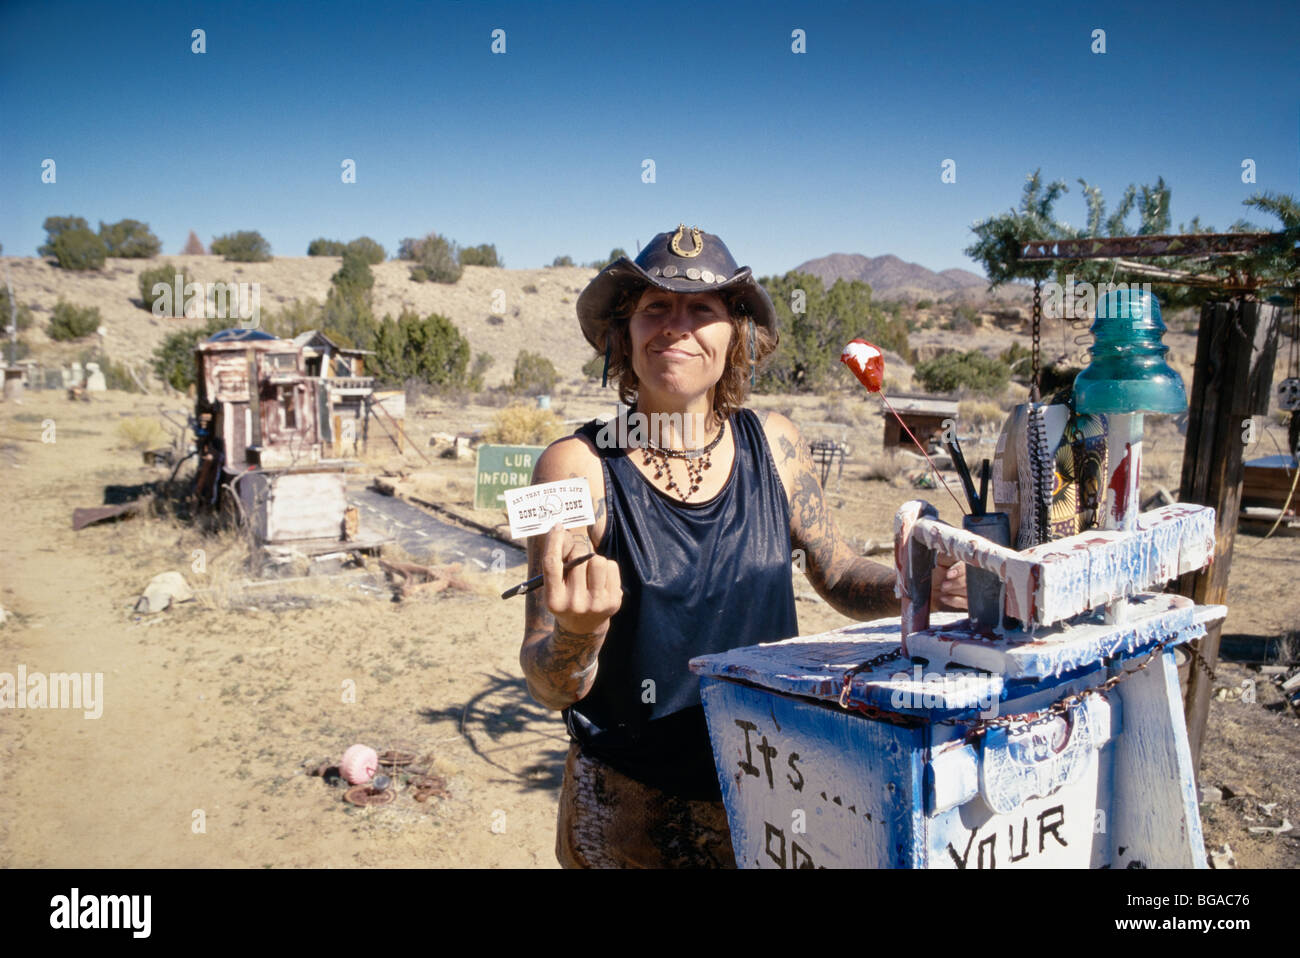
791 252 990 299
3 256 603 389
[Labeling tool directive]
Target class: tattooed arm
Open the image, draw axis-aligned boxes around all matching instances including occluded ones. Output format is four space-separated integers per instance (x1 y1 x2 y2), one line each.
760 411 965 619
519 437 622 711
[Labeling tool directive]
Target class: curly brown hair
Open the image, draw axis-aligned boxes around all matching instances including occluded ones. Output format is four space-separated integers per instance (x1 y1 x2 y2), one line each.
597 285 778 421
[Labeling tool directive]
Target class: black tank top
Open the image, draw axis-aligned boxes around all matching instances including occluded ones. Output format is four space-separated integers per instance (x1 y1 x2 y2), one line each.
564 407 799 799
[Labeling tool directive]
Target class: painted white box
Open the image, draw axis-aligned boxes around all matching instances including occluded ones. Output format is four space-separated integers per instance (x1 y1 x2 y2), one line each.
239 470 347 544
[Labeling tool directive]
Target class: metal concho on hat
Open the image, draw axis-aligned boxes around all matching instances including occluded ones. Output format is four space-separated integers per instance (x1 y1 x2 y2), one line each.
651 224 721 283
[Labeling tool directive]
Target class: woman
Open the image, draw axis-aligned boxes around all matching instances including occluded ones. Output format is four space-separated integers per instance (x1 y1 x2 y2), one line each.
519 225 965 868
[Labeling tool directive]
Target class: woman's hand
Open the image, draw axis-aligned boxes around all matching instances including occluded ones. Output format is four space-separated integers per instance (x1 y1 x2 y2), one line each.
543 523 623 637
931 553 967 612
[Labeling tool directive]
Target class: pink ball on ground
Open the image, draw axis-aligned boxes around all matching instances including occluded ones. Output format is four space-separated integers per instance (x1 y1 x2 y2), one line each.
339 744 379 785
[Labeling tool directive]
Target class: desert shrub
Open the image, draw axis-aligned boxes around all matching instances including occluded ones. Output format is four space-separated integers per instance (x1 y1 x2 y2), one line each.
51 228 107 270
0 286 35 332
581 353 606 381
914 350 1009 397
318 251 378 348
115 417 167 450
346 236 386 264
139 262 196 314
459 243 501 267
98 356 142 393
944 305 978 333
756 271 910 393
38 216 90 256
99 219 162 258
210 230 271 262
411 233 461 283
320 286 377 350
372 309 469 388
916 299 933 310
331 249 374 293
587 248 628 269
550 255 574 267
512 350 558 396
468 352 494 391
522 283 539 294
151 317 228 392
262 298 323 339
999 341 1033 379
483 403 566 445
307 238 346 256
47 300 102 341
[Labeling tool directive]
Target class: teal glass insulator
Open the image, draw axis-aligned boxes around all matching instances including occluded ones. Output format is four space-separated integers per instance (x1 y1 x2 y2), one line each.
1073 288 1187 414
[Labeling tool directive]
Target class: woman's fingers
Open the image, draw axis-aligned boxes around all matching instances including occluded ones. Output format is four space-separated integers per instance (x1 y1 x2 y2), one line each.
541 524 567 613
543 523 622 625
932 560 968 611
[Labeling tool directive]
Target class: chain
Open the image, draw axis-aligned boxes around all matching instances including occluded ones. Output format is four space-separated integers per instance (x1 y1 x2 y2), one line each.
837 637 1179 737
1184 640 1218 684
838 648 904 708
939 639 1172 738
1030 278 1042 402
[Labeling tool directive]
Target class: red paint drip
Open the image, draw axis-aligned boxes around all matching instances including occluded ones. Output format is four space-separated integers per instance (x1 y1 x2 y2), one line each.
1108 442 1133 522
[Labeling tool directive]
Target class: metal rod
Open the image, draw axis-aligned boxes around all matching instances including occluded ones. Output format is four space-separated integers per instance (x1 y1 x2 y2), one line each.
500 552 595 599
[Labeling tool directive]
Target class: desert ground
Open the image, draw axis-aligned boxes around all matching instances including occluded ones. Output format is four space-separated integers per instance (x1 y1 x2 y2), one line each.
1 384 1296 869
1 255 1296 869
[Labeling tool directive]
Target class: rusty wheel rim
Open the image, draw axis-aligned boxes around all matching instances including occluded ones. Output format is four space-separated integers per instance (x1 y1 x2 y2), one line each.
344 785 396 807
377 749 416 768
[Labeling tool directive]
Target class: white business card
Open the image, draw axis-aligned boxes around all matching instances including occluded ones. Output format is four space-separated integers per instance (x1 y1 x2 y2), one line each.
504 478 596 538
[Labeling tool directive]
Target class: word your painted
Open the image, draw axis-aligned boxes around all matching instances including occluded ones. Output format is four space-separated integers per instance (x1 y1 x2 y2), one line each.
151 276 261 326
0 666 103 719
1041 277 1153 320
945 804 1067 869
49 888 151 938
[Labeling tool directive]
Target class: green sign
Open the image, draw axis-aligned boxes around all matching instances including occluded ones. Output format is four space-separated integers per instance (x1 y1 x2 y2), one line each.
474 444 546 510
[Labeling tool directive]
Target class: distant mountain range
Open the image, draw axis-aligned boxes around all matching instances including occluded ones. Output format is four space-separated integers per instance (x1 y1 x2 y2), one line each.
790 253 990 300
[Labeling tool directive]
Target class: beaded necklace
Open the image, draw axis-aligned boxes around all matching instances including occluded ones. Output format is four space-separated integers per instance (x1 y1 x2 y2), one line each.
639 416 727 501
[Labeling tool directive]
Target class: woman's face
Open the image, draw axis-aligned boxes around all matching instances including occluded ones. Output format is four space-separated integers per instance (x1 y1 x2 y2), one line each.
627 288 733 400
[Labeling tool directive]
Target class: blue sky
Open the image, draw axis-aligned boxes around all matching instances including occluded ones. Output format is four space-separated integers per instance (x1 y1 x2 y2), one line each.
1 0 1296 278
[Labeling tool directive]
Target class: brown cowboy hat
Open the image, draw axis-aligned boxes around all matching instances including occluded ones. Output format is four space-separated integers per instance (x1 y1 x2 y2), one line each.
576 224 777 351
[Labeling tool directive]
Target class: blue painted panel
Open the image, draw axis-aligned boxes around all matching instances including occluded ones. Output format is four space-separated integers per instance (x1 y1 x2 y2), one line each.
700 676 925 868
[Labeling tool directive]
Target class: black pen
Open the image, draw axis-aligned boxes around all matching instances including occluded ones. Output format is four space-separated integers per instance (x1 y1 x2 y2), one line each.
500 553 596 599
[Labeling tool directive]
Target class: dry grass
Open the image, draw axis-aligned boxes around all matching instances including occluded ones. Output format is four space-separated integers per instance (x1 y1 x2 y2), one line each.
114 417 168 451
958 399 1004 432
482 403 567 445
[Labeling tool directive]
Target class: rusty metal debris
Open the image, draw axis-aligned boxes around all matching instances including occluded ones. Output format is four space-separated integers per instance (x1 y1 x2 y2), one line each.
1018 232 1279 260
344 784 395 807
72 502 141 530
377 749 415 768
411 775 449 803
378 558 472 600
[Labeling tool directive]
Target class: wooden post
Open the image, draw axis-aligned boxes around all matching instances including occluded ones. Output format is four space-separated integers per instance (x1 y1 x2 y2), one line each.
1176 297 1281 773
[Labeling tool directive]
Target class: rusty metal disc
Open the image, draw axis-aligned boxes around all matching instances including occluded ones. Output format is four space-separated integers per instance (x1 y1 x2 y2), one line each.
377 750 416 768
412 775 449 802
344 785 395 807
